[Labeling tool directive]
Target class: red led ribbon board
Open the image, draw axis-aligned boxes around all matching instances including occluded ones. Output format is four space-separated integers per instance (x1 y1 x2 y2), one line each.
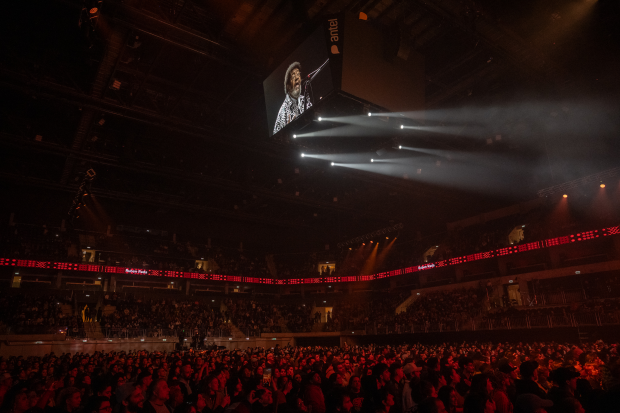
0 259 51 268
2 224 619 285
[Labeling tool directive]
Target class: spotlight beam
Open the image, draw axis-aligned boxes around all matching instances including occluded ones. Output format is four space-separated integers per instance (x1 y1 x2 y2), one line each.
400 125 485 137
294 122 402 138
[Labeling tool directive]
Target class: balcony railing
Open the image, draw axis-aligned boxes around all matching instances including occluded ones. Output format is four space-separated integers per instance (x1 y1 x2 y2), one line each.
370 310 620 334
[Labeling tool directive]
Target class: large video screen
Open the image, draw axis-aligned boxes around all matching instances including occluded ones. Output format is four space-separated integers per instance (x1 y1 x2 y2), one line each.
263 24 335 136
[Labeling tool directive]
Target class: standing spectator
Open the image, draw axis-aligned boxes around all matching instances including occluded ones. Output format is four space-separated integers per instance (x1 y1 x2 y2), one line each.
57 387 82 413
304 372 325 413
116 383 145 413
179 364 194 396
202 375 229 413
143 379 171 413
253 389 274 413
375 389 396 413
438 387 461 413
547 368 579 408
489 376 512 413
515 362 545 400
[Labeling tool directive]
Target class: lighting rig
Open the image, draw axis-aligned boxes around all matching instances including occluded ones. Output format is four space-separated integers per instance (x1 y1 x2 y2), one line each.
337 223 404 248
67 169 96 224
537 166 620 198
79 0 103 48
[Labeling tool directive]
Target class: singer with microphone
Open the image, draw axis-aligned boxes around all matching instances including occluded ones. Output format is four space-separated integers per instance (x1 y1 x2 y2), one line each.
273 62 312 134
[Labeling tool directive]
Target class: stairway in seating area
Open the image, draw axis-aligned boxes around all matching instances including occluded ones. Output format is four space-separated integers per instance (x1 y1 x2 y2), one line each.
395 293 416 314
83 321 105 339
276 317 291 333
229 322 247 338
312 322 325 333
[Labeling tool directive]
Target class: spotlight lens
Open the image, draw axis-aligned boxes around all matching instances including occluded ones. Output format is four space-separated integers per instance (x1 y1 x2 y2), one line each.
371 159 374 162
368 113 372 116
331 162 334 166
400 125 404 129
293 134 297 138
301 153 305 157
399 145 402 149
600 183 606 188
563 194 568 198
318 117 322 121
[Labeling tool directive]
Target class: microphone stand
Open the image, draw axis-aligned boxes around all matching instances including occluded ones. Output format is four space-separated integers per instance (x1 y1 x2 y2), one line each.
303 58 329 112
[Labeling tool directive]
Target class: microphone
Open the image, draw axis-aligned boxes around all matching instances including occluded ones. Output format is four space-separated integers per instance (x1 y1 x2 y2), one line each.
305 58 329 82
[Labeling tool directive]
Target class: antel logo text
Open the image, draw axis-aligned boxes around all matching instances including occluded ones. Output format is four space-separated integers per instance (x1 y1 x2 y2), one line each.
328 18 340 54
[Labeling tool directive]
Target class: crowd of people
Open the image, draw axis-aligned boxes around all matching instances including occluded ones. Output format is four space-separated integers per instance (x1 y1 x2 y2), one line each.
0 226 73 262
226 300 315 335
325 293 410 333
77 288 490 337
0 286 606 340
397 289 487 328
98 296 319 338
4 284 620 340
98 297 232 338
323 288 489 334
484 298 620 325
0 340 619 413
0 295 81 335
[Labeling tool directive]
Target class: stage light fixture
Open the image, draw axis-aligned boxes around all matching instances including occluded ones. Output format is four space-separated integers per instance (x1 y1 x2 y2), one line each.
400 125 404 129
293 134 297 138
301 153 305 157
537 166 620 197
368 113 372 116
362 243 365 246
563 194 568 198
318 117 322 121
386 237 389 239
128 36 142 49
371 159 374 162
331 162 334 166
600 183 605 188
399 145 402 149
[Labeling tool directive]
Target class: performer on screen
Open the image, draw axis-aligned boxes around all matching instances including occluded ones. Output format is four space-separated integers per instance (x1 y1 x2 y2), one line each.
273 62 312 134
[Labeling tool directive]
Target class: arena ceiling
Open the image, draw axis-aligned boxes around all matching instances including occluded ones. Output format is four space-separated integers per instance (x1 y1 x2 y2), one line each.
0 0 618 252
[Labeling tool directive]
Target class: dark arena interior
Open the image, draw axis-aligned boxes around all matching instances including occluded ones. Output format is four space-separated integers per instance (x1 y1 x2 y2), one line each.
2 1 620 413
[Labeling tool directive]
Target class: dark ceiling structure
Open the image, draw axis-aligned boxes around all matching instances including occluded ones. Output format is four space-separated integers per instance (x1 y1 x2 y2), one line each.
1 0 619 252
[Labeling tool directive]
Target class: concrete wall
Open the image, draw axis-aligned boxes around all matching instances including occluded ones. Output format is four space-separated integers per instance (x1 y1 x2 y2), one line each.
0 338 176 357
211 337 295 350
0 332 355 356
344 326 620 346
0 335 305 355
